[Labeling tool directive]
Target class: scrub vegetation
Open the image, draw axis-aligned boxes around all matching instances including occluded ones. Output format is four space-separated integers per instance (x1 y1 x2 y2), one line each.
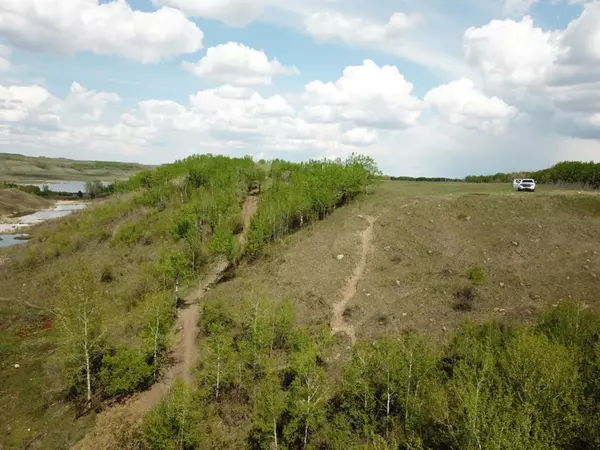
1 154 600 449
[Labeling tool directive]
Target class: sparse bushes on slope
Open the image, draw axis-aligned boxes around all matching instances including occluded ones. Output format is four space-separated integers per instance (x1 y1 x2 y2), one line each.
138 301 600 449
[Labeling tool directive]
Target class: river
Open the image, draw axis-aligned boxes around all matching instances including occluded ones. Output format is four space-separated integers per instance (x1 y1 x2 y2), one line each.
0 202 88 247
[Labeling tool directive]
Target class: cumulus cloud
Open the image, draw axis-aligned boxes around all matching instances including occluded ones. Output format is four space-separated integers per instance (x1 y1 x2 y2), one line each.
464 16 561 87
151 0 270 27
302 59 422 128
0 0 203 63
464 5 600 138
182 42 299 86
0 84 52 122
424 78 519 133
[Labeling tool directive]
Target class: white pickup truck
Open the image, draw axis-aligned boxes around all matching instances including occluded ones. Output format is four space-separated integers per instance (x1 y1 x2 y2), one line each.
513 178 536 192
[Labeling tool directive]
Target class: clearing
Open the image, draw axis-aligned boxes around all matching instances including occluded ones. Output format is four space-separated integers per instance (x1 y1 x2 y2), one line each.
204 181 600 349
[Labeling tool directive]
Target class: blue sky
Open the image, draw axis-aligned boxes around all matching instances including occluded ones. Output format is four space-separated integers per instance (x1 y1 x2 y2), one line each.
1 0 599 176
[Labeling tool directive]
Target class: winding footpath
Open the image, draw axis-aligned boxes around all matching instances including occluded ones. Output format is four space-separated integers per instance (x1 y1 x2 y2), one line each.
331 215 376 344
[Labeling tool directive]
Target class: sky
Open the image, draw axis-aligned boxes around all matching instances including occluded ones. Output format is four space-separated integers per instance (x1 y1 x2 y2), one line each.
0 0 599 177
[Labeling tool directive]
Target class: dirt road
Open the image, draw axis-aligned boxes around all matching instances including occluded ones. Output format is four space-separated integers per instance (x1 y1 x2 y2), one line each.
331 215 376 344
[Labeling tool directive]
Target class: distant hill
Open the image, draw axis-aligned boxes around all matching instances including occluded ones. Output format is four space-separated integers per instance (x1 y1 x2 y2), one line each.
0 153 153 182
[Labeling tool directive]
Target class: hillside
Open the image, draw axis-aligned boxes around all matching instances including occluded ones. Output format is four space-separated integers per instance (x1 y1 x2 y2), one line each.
0 189 52 216
0 153 152 182
2 161 600 449
0 154 372 449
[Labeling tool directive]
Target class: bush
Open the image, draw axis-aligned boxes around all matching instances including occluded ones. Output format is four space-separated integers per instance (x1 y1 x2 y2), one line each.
99 346 154 397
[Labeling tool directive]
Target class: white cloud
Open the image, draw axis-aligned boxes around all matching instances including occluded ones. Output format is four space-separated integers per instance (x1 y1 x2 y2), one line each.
0 0 203 63
182 42 299 86
464 16 561 87
65 82 121 121
302 59 422 128
562 1 600 63
305 11 419 45
151 0 270 27
464 6 600 138
0 84 52 122
424 78 519 133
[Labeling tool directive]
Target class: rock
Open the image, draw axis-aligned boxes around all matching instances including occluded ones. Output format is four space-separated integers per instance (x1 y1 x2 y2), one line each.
499 282 505 288
511 241 519 247
384 246 391 251
396 280 401 286
430 220 434 224
336 254 344 260
538 224 542 228
402 313 408 317
14 364 20 369
366 293 371 297
584 265 590 270
499 308 506 312
494 307 500 312
357 214 364 218
592 274 597 278
427 250 434 255
466 216 472 221
442 326 448 332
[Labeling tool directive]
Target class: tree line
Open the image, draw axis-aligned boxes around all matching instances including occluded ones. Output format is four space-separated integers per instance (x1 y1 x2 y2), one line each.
466 161 600 188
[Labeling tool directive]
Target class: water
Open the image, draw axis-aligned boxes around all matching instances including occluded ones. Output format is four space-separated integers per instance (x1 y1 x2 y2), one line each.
0 234 30 248
18 181 110 193
18 203 87 224
0 203 88 247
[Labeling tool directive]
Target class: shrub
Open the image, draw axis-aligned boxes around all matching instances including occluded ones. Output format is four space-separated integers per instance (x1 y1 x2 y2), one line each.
99 346 154 397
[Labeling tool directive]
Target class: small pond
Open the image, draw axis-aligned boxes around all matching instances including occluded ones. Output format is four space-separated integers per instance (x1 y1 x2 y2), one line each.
0 234 30 248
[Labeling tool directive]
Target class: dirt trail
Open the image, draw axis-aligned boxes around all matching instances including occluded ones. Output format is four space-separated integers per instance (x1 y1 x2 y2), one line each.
331 215 376 344
73 195 258 449
238 194 258 247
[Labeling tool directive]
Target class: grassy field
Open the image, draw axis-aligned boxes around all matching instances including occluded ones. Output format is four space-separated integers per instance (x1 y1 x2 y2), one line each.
0 153 152 182
0 189 52 216
206 181 600 345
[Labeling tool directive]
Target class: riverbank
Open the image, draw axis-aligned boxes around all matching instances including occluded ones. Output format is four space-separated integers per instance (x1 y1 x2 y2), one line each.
0 200 88 235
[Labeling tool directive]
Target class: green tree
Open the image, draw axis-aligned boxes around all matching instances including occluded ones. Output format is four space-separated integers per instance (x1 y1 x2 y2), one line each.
52 265 106 405
144 381 201 450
